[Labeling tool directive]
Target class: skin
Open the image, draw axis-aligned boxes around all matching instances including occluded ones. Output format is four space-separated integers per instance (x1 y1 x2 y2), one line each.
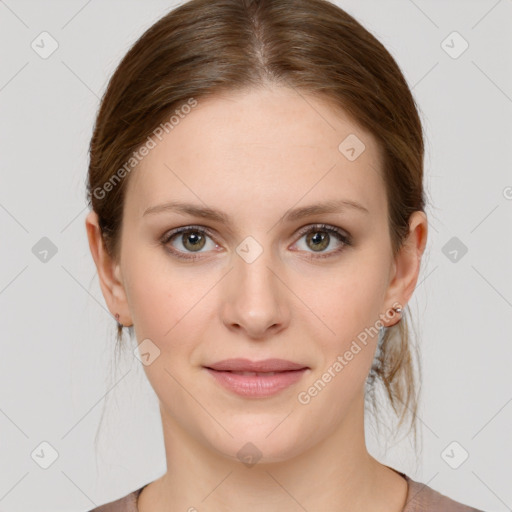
86 84 428 512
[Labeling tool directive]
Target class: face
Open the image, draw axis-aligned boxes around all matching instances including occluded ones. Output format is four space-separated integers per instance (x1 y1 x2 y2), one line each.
87 85 426 464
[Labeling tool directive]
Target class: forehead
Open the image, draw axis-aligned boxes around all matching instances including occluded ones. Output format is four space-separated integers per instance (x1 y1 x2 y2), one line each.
125 86 386 219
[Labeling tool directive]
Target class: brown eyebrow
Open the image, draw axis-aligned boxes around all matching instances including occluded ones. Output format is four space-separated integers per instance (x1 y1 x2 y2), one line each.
142 198 369 223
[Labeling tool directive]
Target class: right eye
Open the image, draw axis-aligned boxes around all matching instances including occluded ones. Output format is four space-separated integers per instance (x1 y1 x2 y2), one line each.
161 225 221 260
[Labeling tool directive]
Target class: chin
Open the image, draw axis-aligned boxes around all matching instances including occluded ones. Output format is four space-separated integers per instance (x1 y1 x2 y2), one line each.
199 417 310 466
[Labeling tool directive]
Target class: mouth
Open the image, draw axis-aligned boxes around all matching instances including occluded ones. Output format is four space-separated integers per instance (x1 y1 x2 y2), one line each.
216 370 291 376
203 359 309 398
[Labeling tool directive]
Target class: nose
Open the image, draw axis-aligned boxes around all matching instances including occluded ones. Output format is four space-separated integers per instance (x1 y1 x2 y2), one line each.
220 244 290 340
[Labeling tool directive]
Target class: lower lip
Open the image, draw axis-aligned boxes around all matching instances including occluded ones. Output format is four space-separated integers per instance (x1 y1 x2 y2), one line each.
205 368 308 398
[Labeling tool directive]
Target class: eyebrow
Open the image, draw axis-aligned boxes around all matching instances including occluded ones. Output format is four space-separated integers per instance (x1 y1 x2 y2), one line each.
143 199 369 224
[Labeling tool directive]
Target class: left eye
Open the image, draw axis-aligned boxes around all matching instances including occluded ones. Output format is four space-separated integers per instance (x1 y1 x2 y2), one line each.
292 224 351 258
161 223 351 260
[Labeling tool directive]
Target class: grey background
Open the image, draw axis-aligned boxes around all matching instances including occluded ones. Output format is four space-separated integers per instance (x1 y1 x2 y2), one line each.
1 0 511 510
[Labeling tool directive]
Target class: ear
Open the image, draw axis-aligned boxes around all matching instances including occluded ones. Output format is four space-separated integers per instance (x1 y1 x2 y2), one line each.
85 210 132 327
382 210 428 327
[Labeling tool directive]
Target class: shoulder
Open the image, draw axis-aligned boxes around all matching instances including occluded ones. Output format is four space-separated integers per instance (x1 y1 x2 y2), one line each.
88 485 146 512
402 474 486 512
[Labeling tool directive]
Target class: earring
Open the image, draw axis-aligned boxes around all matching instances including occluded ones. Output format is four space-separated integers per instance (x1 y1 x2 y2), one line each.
115 313 124 329
392 305 403 324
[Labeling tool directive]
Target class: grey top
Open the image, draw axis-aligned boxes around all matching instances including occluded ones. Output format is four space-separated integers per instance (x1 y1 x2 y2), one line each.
89 470 485 511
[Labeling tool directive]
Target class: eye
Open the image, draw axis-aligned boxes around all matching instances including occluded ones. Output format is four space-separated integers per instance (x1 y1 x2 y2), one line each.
161 223 352 261
292 223 352 259
161 225 220 260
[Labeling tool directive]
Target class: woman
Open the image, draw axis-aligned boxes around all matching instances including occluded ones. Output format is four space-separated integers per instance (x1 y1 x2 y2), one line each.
85 0 484 510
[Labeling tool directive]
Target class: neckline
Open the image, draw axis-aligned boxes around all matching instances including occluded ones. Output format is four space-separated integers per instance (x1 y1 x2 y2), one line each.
135 466 411 511
384 465 412 509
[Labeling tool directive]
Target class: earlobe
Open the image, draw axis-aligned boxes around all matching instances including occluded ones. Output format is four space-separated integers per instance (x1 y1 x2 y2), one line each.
85 210 133 327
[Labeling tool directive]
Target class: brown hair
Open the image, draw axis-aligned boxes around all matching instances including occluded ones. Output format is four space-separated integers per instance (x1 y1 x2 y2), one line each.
87 0 426 450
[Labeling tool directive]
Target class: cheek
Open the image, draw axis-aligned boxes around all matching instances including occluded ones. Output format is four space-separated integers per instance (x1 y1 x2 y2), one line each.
296 251 390 402
304 259 388 344
120 243 182 337
126 276 171 336
122 245 216 348
297 275 385 417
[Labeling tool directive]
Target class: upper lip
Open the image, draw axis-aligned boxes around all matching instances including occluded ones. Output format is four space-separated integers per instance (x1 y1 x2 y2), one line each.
205 358 308 372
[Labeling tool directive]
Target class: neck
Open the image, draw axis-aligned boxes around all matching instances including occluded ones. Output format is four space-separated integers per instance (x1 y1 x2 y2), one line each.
138 392 408 512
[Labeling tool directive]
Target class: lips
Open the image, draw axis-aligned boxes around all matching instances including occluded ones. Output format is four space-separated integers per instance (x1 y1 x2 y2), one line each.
204 358 309 398
205 358 308 373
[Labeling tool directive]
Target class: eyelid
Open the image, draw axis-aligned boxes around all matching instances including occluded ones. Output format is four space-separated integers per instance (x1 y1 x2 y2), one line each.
161 224 217 243
162 223 350 242
161 222 352 260
294 223 351 242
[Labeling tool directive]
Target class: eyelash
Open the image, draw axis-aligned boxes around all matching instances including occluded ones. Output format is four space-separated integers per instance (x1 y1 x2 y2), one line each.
160 223 352 261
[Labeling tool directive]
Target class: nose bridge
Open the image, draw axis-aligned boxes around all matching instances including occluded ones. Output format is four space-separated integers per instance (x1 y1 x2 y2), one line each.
222 233 289 336
234 233 280 299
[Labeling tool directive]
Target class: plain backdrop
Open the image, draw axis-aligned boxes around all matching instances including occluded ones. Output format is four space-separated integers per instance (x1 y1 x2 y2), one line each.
1 0 511 510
